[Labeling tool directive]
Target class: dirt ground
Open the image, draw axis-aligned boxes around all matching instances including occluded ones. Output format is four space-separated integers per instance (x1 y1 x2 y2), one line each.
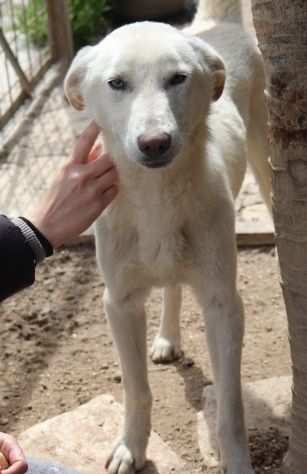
0 243 290 473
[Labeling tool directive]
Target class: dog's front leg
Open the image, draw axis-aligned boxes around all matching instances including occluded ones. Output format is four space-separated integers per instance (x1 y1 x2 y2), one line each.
104 287 152 474
193 229 254 474
200 288 253 474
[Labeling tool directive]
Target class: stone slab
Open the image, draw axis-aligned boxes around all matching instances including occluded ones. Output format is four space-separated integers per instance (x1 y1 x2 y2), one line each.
197 376 291 468
18 394 185 474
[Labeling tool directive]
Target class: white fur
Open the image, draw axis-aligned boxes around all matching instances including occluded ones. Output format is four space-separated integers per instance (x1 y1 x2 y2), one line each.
187 0 243 33
64 1 270 472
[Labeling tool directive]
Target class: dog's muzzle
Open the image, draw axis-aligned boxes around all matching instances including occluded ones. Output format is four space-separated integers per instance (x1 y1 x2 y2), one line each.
137 132 173 168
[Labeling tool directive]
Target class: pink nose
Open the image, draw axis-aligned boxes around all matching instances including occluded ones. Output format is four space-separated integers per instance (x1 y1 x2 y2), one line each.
137 132 171 159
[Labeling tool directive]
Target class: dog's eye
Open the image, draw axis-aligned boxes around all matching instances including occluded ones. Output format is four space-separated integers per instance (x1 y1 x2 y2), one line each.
167 73 187 88
108 78 127 91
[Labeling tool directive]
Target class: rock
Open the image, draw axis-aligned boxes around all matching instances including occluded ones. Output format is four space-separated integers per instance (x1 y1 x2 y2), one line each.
19 394 185 474
197 376 291 468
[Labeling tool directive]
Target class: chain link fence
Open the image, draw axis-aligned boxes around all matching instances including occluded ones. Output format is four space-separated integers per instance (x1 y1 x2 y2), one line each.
0 0 81 218
0 0 52 130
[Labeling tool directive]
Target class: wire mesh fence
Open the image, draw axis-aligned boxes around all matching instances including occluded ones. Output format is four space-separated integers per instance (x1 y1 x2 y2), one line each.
0 0 77 219
0 82 84 217
0 0 53 129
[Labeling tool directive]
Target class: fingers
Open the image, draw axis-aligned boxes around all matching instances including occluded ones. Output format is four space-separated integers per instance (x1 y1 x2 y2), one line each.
88 143 102 163
0 434 27 474
94 167 118 194
72 121 100 164
5 444 25 465
88 153 117 179
92 164 118 212
101 186 118 208
2 459 28 474
0 435 24 462
70 122 117 184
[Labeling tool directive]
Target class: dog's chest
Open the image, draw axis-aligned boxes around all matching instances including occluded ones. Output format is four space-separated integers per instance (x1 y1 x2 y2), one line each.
110 185 195 285
137 215 190 283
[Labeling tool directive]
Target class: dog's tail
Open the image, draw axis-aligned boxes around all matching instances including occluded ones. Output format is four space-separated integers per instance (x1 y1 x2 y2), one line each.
188 0 242 33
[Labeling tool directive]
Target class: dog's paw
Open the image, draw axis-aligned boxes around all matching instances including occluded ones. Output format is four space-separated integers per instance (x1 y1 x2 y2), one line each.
105 440 146 474
150 336 182 364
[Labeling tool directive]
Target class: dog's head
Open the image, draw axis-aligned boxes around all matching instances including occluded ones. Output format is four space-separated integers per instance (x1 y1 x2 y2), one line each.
65 22 225 169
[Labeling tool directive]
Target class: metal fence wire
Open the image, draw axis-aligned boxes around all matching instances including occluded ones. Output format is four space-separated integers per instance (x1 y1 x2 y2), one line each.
0 0 78 218
0 0 52 129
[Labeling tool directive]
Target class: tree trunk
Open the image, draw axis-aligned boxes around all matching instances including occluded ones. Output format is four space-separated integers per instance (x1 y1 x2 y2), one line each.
251 1 307 472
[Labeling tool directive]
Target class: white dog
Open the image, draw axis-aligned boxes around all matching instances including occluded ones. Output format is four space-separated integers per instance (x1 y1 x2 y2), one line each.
65 0 271 472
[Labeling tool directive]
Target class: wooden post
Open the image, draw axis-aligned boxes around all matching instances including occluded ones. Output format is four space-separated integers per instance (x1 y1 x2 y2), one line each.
0 27 32 96
46 0 73 75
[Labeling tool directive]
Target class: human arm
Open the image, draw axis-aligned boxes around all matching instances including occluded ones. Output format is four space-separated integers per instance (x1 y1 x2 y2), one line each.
0 122 117 302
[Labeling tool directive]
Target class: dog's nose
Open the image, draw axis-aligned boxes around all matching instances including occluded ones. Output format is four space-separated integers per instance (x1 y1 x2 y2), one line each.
137 132 171 159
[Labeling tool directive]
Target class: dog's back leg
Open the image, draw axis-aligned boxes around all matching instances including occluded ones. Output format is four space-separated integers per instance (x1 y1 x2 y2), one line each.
247 111 272 215
151 285 182 363
194 0 242 24
185 0 242 34
247 59 272 215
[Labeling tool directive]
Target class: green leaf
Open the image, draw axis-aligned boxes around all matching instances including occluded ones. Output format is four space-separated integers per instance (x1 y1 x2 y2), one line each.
16 0 111 51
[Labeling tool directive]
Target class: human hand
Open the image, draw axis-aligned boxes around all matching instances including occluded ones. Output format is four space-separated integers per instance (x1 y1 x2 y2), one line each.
0 433 27 474
29 121 118 248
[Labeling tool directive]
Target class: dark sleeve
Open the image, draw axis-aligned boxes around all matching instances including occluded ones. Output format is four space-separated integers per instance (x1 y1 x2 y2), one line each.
0 215 36 301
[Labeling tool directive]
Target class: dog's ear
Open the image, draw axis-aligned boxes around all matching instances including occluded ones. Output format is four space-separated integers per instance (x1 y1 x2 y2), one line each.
64 46 95 111
187 36 225 102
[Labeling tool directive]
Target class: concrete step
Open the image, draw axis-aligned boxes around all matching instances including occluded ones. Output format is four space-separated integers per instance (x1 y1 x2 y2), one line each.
18 393 185 474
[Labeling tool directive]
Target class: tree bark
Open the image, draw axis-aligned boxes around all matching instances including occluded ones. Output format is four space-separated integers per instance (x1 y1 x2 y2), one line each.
251 1 307 472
